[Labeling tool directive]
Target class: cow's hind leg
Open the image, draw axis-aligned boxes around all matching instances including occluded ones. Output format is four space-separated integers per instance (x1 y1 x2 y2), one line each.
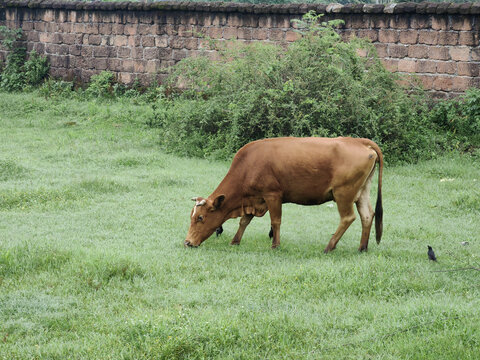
231 214 254 245
324 200 356 253
356 172 375 252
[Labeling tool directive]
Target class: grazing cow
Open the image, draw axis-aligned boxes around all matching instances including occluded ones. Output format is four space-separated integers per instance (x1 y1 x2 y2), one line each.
185 137 383 253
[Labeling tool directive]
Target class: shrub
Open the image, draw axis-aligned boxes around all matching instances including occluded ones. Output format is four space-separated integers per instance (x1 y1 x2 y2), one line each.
428 88 480 151
24 50 50 86
0 26 49 91
150 12 437 163
39 78 75 99
85 71 116 99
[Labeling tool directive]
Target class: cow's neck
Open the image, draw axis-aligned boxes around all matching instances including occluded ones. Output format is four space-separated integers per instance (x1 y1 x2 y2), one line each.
210 173 244 222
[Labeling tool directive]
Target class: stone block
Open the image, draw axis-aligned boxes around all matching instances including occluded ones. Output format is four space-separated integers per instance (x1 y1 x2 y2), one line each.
398 59 416 72
184 38 198 50
155 36 168 48
410 15 429 29
436 61 457 74
374 43 388 57
238 28 253 40
399 30 418 44
113 35 128 47
223 27 238 40
378 30 399 43
88 35 102 46
158 48 172 60
458 32 476 46
433 75 453 91
416 60 436 73
132 47 144 60
356 29 378 42
99 23 112 35
142 36 155 47
124 24 137 36
381 58 399 72
437 31 459 45
431 16 447 30
457 62 479 76
118 47 131 58
285 30 301 42
144 47 159 60
173 49 188 61
388 44 408 58
418 30 438 45
408 45 429 59
269 29 284 41
428 46 450 60
170 37 185 49
450 17 472 31
134 60 147 73
449 47 470 61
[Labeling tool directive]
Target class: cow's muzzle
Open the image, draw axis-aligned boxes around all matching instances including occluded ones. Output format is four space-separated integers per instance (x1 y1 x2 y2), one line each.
184 240 199 248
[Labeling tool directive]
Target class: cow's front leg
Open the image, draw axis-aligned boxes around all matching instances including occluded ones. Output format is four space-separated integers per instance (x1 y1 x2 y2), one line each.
231 214 253 245
265 196 282 249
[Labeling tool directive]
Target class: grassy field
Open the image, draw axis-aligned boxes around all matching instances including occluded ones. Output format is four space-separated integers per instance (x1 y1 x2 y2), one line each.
0 91 479 359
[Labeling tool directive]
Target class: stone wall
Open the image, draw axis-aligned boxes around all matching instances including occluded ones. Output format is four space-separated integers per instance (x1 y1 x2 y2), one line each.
1 1 479 96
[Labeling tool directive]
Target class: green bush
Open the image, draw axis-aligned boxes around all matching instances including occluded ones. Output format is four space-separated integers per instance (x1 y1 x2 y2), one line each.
0 27 49 91
428 88 480 151
150 12 438 163
85 71 116 99
24 50 50 86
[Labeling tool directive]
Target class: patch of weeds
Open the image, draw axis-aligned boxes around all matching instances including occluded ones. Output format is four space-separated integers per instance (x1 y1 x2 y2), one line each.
0 160 28 181
78 257 146 290
0 179 129 211
77 179 129 194
0 187 83 210
452 192 480 213
114 157 143 168
0 244 71 277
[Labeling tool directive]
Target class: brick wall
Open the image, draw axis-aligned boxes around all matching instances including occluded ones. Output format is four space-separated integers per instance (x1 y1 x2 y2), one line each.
0 1 479 96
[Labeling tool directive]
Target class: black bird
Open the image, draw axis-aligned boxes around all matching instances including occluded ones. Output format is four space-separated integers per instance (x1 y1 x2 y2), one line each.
269 227 273 239
215 226 223 237
427 245 437 261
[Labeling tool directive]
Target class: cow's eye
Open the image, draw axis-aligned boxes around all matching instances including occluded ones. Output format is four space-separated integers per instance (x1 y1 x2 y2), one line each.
197 215 204 222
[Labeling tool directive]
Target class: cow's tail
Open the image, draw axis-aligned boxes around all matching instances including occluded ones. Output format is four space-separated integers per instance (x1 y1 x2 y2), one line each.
362 139 383 244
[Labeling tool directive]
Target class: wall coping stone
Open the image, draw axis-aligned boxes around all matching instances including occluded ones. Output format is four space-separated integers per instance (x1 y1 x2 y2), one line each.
2 0 480 15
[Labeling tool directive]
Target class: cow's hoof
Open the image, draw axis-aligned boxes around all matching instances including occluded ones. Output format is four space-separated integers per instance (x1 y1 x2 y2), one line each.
230 241 240 246
358 246 368 252
323 247 335 254
271 244 280 249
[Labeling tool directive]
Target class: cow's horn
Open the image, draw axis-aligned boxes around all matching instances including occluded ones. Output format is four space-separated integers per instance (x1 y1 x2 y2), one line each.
191 197 198 201
197 199 206 206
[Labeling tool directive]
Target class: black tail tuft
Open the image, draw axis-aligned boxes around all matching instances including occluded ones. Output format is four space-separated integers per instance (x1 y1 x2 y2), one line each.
375 188 383 244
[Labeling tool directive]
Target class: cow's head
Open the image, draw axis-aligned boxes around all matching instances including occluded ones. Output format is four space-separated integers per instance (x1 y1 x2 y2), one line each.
184 194 225 247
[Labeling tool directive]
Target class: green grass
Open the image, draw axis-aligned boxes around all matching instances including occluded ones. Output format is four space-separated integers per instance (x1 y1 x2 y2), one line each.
0 92 479 359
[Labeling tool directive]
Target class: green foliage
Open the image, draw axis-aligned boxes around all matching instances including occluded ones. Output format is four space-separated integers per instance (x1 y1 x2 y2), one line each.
24 50 50 86
428 88 480 151
0 26 22 51
0 27 49 91
39 78 75 99
85 71 116 99
150 12 437 163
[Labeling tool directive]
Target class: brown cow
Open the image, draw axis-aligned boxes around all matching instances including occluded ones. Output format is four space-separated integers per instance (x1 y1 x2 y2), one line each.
185 137 383 253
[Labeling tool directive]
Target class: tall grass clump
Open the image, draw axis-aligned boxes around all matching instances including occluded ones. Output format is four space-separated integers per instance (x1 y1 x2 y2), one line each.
150 12 436 163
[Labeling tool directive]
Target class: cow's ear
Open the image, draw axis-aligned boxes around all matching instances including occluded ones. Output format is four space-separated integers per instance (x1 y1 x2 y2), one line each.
212 194 225 210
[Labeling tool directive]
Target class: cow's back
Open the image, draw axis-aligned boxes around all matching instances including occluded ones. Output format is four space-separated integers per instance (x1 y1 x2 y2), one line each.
231 137 377 205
